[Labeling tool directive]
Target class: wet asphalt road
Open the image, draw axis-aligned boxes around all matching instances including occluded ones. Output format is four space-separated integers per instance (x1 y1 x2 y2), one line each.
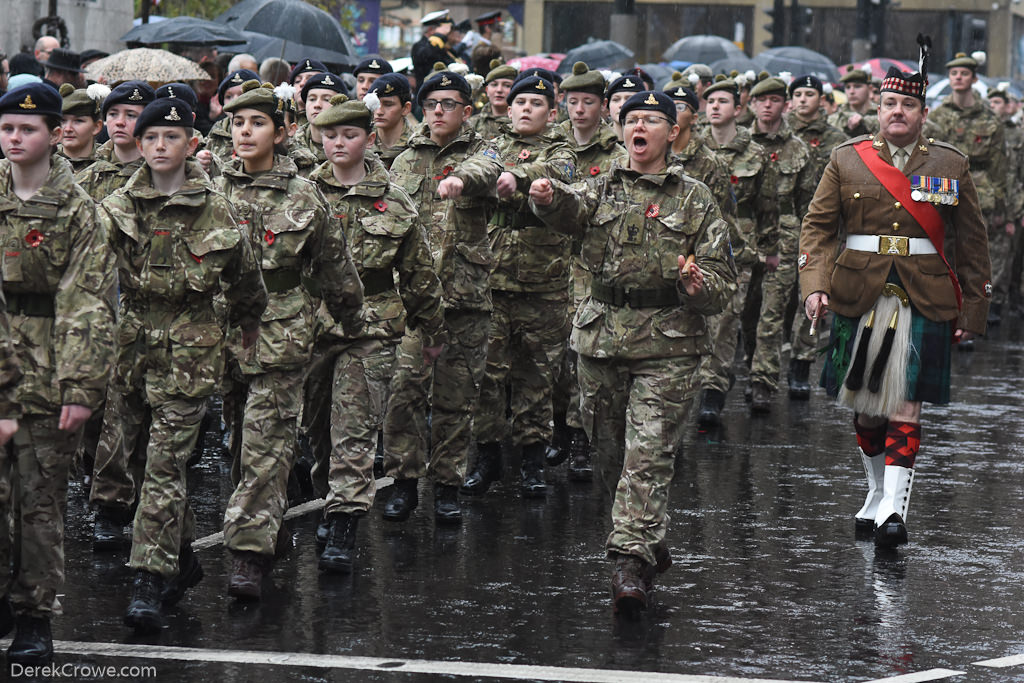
34 317 1024 682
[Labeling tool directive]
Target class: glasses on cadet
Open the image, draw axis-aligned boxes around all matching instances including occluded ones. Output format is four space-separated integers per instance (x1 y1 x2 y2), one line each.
674 103 690 112
623 114 673 127
423 98 464 112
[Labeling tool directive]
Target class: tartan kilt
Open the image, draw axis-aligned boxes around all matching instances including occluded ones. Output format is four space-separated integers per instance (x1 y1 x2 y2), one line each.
820 302 953 406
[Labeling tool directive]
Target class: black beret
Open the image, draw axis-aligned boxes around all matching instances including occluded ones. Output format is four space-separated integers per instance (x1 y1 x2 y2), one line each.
663 84 698 112
300 72 348 102
8 53 42 78
509 75 555 104
288 58 327 84
218 69 259 105
133 97 194 137
607 74 646 98
516 67 560 86
618 90 676 125
788 74 822 96
155 82 198 110
0 82 61 118
354 56 392 76
224 80 286 125
367 73 411 102
102 80 156 118
417 69 472 104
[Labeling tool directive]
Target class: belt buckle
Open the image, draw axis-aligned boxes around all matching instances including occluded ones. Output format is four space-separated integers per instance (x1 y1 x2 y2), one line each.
879 235 909 256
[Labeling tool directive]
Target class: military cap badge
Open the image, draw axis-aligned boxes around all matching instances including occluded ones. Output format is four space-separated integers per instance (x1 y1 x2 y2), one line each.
19 95 36 110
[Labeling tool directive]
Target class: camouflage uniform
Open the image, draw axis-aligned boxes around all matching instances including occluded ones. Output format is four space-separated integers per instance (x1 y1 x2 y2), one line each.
57 144 99 174
216 154 364 558
828 104 879 139
204 116 233 160
1005 118 1024 305
470 104 511 141
306 157 445 515
0 156 115 616
372 119 415 170
99 160 267 581
74 139 146 203
554 119 626 434
747 120 816 393
927 97 1010 307
382 123 502 485
531 158 736 565
473 126 576 451
293 122 327 167
700 128 778 394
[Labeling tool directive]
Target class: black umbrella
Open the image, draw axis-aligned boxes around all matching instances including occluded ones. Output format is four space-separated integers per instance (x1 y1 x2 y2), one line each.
120 16 248 47
636 63 675 89
228 30 356 68
662 35 745 65
216 0 357 61
557 39 634 73
709 55 759 76
753 46 840 83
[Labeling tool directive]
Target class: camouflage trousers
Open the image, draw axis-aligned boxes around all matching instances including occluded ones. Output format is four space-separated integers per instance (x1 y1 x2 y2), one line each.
306 338 397 516
126 380 204 580
0 415 81 616
88 388 149 523
749 254 799 391
474 290 569 447
989 213 1013 307
222 368 304 557
699 267 752 393
553 260 589 429
578 353 699 567
382 309 489 486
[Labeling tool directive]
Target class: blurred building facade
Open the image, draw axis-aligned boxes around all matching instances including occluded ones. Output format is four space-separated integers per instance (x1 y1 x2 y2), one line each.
0 0 133 56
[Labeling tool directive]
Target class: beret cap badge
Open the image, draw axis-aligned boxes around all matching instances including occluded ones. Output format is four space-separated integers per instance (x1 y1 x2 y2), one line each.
129 88 143 101
164 107 181 122
19 95 36 110
644 93 658 105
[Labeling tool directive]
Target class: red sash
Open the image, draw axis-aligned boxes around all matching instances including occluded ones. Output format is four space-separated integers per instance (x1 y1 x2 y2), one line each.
853 140 962 308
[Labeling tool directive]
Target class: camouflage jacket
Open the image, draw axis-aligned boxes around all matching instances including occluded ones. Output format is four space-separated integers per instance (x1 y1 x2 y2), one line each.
372 119 415 170
75 140 146 203
927 96 1008 216
705 126 778 264
99 160 267 399
0 295 22 419
1005 119 1024 220
672 130 740 264
787 110 848 181
557 120 627 177
309 157 446 346
294 122 328 167
205 116 233 161
475 126 577 293
751 119 816 256
532 159 737 359
215 155 365 373
390 122 504 312
470 104 511 142
58 143 99 174
0 155 115 414
827 104 879 139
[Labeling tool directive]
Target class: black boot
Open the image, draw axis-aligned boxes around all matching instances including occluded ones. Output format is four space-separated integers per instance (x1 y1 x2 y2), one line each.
520 443 547 498
460 442 502 496
160 545 204 606
545 412 570 466
382 478 419 521
315 516 331 548
7 614 52 665
319 513 358 574
788 359 811 400
92 506 127 552
696 389 725 431
566 428 593 481
434 483 462 524
124 570 164 633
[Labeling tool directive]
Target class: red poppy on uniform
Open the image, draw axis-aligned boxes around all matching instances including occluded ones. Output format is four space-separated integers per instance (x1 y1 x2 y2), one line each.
590 166 600 176
810 138 820 147
191 253 203 264
730 175 738 184
24 230 44 247
265 230 276 245
374 200 388 212
518 150 531 160
770 152 779 162
645 204 660 218
975 135 983 144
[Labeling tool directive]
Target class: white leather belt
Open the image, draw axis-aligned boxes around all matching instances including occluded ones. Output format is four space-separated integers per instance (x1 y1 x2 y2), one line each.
845 234 937 256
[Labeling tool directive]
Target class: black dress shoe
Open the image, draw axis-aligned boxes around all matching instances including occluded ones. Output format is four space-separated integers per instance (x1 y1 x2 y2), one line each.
382 478 419 521
124 570 164 633
434 483 462 524
874 513 908 549
7 614 52 665
855 517 875 541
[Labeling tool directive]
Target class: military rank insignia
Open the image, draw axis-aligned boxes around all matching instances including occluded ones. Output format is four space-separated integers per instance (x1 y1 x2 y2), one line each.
910 176 958 205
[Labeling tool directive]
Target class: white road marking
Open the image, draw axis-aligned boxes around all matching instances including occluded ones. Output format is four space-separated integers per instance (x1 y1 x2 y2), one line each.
973 653 1024 667
45 641 820 683
861 670 965 682
191 477 393 551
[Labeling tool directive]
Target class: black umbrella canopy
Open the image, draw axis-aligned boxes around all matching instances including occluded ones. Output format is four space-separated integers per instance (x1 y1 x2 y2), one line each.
663 35 745 65
216 0 357 60
709 55 759 77
557 39 634 73
229 30 355 68
120 16 248 47
753 46 840 83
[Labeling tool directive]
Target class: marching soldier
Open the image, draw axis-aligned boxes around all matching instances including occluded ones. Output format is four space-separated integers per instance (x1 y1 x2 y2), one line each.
366 73 415 169
828 65 880 138
354 56 392 100
293 72 348 169
800 48 991 550
58 83 108 172
204 70 260 161
471 59 516 141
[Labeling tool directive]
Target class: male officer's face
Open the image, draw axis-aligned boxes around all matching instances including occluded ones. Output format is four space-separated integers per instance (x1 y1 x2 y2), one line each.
948 66 977 94
879 93 927 147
